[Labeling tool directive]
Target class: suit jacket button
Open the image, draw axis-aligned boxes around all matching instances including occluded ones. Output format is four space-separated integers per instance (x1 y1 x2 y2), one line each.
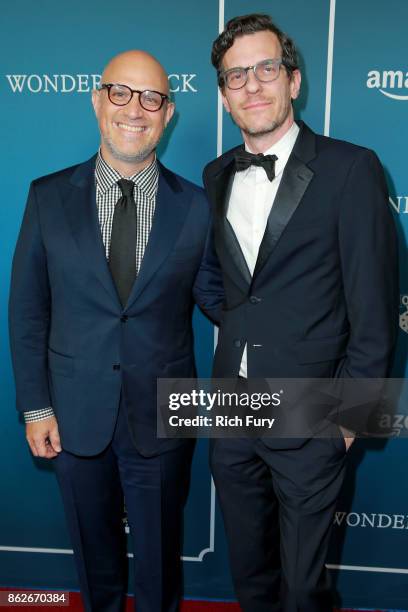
113 364 121 371
120 315 128 322
233 339 242 348
249 296 261 304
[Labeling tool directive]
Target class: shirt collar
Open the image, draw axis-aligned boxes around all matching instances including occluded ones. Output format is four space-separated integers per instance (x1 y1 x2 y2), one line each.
250 121 300 158
95 150 159 200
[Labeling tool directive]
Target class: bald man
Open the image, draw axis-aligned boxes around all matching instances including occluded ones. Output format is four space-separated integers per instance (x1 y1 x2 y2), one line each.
9 50 222 612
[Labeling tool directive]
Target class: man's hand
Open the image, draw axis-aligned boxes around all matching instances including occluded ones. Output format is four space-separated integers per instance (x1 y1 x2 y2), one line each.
26 416 62 459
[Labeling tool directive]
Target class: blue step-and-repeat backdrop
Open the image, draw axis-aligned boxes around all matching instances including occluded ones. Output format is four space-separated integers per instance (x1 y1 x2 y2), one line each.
1 1 407 608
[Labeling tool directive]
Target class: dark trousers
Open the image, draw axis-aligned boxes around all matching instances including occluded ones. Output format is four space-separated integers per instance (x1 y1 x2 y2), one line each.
54 402 194 612
210 436 346 612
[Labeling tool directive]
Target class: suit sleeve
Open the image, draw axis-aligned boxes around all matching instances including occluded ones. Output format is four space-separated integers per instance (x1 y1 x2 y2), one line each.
192 175 224 324
338 148 399 378
9 182 52 412
193 216 224 325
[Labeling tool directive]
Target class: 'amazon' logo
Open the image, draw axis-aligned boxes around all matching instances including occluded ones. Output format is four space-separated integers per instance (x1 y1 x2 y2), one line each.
367 70 408 100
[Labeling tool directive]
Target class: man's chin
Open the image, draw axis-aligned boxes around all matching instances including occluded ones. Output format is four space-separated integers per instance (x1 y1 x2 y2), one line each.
243 122 280 137
106 142 156 165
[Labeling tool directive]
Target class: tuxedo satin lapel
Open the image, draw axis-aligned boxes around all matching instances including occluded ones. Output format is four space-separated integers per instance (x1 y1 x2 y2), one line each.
62 157 119 305
125 166 188 307
213 158 235 218
253 130 315 279
224 218 252 284
213 159 252 289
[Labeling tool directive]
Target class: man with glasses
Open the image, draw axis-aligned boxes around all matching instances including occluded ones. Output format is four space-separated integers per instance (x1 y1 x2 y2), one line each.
9 50 222 612
203 14 398 612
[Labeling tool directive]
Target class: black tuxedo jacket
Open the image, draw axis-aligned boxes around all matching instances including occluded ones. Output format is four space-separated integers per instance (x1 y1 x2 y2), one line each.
9 155 223 457
203 122 398 440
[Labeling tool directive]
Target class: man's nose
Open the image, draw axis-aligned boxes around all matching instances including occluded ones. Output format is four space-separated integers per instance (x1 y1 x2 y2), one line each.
124 94 145 118
245 68 261 94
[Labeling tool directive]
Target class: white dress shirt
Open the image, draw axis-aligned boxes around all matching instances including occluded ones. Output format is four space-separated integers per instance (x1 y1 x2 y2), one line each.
227 122 300 377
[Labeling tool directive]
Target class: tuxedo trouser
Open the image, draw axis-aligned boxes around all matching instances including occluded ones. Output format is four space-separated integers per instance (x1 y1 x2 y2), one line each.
210 435 346 612
54 400 194 612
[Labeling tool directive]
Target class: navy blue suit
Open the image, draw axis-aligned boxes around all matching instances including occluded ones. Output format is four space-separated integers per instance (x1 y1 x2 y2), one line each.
9 155 222 611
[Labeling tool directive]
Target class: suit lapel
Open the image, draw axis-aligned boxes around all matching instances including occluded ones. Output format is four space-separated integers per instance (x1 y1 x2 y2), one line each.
61 155 120 305
62 159 190 310
125 163 189 307
212 153 252 289
253 122 316 279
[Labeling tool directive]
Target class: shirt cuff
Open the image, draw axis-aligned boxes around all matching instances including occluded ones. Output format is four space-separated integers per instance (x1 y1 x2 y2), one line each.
24 408 55 423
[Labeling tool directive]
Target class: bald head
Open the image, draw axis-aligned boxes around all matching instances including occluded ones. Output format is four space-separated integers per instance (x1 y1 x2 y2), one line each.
92 49 175 177
101 50 170 95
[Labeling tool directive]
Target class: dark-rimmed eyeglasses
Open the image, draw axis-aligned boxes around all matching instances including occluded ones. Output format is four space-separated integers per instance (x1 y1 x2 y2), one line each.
221 58 288 90
99 83 169 111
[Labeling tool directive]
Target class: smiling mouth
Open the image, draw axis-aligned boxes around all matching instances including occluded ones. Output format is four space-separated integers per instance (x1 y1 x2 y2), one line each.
115 122 148 133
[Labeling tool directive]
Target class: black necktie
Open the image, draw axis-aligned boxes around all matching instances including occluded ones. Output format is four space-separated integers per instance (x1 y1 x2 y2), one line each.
234 150 278 182
109 178 136 307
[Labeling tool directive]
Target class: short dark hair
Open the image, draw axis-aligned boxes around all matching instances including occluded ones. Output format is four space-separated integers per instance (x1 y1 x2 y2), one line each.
211 13 299 88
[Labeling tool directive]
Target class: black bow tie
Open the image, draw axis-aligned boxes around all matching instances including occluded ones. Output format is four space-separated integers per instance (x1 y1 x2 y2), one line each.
234 150 278 182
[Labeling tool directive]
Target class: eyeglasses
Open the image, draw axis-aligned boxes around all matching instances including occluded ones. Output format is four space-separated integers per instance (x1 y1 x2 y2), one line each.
221 58 287 90
99 83 169 111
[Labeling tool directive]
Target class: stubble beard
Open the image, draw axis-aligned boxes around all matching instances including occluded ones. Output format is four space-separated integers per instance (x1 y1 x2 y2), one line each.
240 99 292 139
243 120 281 137
102 134 160 165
